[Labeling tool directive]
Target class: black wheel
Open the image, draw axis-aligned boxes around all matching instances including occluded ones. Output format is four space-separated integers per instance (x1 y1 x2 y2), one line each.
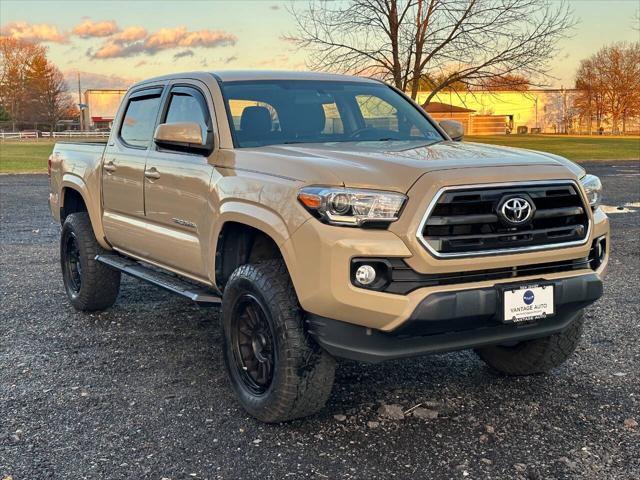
229 292 276 395
222 259 336 422
475 313 584 375
60 212 121 311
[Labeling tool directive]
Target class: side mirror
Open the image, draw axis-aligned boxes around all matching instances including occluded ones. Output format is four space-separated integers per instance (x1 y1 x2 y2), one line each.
439 120 464 142
154 122 210 153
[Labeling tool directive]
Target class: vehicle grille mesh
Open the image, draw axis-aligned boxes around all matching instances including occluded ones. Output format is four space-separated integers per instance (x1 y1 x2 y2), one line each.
421 183 590 256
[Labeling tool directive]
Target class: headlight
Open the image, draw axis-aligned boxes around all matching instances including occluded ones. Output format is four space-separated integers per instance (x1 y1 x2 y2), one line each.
297 186 406 227
580 174 602 209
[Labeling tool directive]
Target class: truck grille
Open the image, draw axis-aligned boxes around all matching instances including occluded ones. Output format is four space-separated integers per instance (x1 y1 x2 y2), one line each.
419 182 590 257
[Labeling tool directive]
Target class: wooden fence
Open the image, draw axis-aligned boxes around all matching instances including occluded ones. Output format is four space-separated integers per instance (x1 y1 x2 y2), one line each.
0 131 110 141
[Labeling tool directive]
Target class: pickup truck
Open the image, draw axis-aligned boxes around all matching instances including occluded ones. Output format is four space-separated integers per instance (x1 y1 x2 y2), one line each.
49 71 609 422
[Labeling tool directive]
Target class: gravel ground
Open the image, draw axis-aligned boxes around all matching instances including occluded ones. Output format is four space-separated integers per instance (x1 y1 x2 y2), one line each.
1 162 639 480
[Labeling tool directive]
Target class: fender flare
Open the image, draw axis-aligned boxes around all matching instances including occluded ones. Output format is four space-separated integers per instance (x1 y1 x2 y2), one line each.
207 201 295 282
61 174 109 249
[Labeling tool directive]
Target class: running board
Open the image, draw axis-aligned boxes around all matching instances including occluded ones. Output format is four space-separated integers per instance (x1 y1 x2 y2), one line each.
96 254 221 306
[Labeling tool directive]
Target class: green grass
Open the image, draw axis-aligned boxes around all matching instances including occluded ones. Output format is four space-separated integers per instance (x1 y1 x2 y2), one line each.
465 134 640 161
1 135 638 173
0 141 55 173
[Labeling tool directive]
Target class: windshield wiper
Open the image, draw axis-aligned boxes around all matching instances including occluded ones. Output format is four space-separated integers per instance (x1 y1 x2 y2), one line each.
407 139 443 149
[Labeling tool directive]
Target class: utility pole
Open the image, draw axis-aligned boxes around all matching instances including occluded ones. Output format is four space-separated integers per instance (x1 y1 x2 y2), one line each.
77 72 84 131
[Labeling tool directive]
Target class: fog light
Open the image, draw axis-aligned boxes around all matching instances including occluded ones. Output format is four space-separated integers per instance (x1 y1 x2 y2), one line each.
355 264 377 285
590 236 606 270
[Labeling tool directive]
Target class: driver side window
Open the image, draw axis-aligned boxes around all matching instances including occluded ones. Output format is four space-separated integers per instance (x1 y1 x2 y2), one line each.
164 86 210 144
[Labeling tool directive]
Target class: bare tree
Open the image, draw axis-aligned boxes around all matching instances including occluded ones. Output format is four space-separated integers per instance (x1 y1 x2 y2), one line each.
574 42 640 134
288 0 575 103
25 54 75 132
482 74 530 91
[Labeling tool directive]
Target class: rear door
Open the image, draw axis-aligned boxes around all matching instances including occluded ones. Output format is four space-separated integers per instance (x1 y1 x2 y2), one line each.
141 81 216 279
102 85 164 255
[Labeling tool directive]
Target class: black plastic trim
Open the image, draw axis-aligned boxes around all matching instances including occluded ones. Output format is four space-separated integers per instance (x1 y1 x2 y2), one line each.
308 273 602 363
351 255 595 295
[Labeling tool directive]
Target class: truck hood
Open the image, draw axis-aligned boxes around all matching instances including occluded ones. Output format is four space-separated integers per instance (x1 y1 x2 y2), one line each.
236 140 584 192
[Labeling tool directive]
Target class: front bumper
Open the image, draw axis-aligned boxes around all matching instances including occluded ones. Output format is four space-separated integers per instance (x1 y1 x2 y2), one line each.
284 206 609 331
307 272 602 363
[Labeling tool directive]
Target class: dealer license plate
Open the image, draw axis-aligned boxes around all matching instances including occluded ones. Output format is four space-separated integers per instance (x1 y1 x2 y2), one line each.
501 283 554 323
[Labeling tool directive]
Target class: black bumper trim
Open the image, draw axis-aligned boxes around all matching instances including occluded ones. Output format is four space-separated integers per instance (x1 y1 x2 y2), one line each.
307 273 602 363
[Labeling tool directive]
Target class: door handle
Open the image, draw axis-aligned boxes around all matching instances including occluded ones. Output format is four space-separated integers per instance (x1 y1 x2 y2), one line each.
144 168 161 180
103 160 116 173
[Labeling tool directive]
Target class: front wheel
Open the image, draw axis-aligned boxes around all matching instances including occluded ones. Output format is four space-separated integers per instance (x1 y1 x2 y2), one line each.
221 259 336 422
475 313 584 375
60 212 121 311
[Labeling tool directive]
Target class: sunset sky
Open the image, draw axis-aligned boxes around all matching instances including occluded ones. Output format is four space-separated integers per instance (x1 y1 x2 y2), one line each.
1 0 639 91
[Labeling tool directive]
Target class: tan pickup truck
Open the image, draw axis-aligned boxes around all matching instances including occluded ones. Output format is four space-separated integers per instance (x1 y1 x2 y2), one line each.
49 71 609 422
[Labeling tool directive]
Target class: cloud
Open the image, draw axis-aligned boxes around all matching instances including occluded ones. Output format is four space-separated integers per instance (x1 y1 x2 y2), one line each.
224 55 237 64
112 26 147 43
173 50 194 59
145 27 236 51
0 21 67 43
270 5 280 10
73 19 118 38
93 41 145 59
65 70 138 90
93 42 125 59
90 26 236 59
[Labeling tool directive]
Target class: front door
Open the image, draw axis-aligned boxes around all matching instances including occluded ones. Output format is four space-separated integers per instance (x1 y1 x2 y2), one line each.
102 86 164 256
142 82 216 279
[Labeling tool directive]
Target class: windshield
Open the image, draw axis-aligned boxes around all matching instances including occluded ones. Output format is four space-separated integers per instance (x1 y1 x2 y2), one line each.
220 80 443 148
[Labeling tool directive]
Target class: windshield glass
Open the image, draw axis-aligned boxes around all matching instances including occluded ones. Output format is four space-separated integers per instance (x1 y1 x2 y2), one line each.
220 80 443 148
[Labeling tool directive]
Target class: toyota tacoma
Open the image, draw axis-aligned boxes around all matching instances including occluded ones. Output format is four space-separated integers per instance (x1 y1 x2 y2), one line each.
48 71 609 422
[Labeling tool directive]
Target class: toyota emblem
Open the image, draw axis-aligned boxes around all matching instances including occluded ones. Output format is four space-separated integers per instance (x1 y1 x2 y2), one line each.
499 196 534 225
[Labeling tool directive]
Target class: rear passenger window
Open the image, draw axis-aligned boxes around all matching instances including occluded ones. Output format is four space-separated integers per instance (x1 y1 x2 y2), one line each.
120 93 162 148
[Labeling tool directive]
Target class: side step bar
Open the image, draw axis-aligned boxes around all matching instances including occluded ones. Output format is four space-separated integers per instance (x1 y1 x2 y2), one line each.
96 254 221 306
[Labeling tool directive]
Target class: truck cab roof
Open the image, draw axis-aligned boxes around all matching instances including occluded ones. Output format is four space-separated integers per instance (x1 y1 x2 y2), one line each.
130 70 380 89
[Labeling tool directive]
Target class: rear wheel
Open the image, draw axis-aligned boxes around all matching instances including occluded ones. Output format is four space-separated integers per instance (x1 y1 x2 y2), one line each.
221 259 336 422
60 213 121 311
475 313 584 375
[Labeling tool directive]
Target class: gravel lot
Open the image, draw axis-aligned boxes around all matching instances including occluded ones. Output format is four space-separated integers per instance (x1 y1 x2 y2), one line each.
1 162 639 480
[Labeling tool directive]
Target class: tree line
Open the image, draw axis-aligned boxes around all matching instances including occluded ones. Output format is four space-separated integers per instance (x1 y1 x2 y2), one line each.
0 37 76 132
573 42 640 134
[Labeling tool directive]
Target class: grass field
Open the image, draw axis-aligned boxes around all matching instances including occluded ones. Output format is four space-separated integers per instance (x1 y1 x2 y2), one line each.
1 135 639 173
465 134 640 161
0 141 55 173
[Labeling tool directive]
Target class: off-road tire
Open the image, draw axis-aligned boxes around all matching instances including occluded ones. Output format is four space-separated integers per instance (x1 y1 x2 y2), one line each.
475 313 584 375
221 259 336 423
60 212 121 311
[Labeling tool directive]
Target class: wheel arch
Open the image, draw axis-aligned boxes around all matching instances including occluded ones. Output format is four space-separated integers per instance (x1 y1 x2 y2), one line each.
60 174 109 249
212 202 297 289
214 220 290 289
